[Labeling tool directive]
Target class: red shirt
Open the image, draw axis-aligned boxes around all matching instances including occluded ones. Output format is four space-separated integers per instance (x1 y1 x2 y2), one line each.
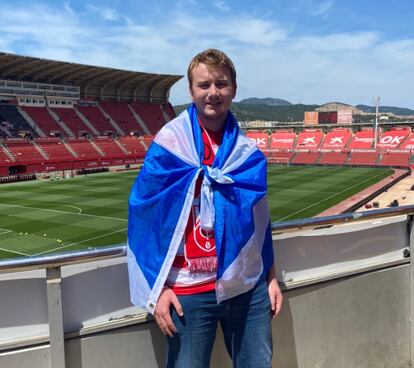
166 125 223 295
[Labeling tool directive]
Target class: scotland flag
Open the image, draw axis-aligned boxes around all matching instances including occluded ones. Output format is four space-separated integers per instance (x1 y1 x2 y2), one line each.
128 103 273 314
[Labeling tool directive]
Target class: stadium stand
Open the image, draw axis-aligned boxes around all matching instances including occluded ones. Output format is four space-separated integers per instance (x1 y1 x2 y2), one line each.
347 151 378 166
348 129 374 149
93 137 127 157
0 143 14 163
0 104 38 138
36 138 75 160
319 151 348 165
291 151 321 164
378 152 411 167
321 129 352 149
129 102 166 135
22 106 67 137
4 139 45 162
0 127 9 139
118 136 147 155
0 52 183 178
270 131 296 150
162 103 176 121
376 127 410 150
100 102 146 136
400 132 414 151
51 108 94 137
246 132 269 150
66 138 102 158
75 105 116 135
295 130 323 150
266 151 294 164
142 136 154 149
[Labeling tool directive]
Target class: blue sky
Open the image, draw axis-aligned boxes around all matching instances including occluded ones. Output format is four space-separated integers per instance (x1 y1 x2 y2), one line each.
0 0 413 108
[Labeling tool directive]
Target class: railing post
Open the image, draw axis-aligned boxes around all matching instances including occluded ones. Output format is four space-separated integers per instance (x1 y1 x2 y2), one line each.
46 267 66 368
408 215 414 365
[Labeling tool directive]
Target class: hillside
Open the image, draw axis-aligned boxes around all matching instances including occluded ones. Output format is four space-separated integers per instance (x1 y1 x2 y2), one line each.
174 99 414 122
174 102 319 121
238 97 292 106
357 105 414 116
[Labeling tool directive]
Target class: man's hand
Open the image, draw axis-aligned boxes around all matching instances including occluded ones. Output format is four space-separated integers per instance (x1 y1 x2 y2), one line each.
267 266 283 318
153 287 184 337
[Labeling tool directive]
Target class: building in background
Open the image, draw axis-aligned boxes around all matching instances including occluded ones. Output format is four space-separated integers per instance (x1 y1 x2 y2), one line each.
304 102 363 125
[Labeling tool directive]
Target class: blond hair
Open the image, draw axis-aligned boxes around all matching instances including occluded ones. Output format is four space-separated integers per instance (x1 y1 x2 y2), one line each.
187 48 236 87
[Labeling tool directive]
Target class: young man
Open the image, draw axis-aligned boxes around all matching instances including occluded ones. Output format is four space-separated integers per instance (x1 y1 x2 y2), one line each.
128 49 282 368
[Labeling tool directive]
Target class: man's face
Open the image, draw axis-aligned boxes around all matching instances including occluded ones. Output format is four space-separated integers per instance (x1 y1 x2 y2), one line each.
189 63 236 129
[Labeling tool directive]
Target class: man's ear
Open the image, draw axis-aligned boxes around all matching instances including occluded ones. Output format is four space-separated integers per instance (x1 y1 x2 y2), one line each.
232 82 237 99
189 85 194 101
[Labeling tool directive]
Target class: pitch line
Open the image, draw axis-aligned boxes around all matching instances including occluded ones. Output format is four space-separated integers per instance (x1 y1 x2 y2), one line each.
33 228 127 256
0 203 126 222
0 247 30 257
275 171 388 222
63 205 82 214
277 188 338 194
0 229 12 236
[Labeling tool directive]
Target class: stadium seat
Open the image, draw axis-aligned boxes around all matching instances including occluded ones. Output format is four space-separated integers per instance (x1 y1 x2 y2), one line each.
22 106 66 136
4 139 45 162
35 138 75 160
0 104 38 138
347 151 378 166
319 151 348 165
100 101 146 136
93 137 127 157
295 130 323 150
51 108 94 137
129 102 168 135
75 104 116 135
291 151 321 164
348 130 374 149
66 138 102 158
378 152 411 167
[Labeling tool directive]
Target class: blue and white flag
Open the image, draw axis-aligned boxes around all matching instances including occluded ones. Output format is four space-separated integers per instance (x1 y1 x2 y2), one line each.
128 103 274 313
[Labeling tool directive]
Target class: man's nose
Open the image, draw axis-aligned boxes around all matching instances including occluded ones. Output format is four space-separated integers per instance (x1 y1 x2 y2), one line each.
208 84 219 96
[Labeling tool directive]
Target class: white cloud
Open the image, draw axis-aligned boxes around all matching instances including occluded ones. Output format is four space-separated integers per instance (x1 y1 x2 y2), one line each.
87 5 121 21
311 0 335 16
0 4 90 52
213 1 230 12
293 32 379 52
64 2 75 16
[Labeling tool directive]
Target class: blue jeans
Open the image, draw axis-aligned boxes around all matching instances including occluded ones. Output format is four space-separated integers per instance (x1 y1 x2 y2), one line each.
166 280 272 368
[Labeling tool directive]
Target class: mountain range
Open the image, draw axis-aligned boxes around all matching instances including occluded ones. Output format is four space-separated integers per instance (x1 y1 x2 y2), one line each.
174 98 414 122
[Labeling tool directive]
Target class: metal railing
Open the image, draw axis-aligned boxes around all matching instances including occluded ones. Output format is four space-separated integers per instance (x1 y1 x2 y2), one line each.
0 204 413 368
1 205 413 273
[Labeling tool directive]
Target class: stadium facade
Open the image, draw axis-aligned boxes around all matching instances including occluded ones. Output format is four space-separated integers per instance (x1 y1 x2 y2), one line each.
0 52 182 178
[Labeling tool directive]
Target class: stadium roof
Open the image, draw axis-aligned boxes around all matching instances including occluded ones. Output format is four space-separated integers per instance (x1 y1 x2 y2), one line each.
0 52 183 103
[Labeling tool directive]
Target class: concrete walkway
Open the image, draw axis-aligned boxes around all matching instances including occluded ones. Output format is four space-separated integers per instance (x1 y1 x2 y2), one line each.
316 169 411 217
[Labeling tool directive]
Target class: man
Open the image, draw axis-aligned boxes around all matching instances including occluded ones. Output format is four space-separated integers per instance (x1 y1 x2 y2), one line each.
128 49 282 368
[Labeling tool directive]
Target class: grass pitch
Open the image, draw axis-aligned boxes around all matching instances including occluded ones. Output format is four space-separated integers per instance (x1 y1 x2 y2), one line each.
268 166 393 221
0 166 393 260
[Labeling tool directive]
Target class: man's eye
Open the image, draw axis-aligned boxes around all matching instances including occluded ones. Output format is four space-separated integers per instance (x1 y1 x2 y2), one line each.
199 84 210 89
216 82 229 88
